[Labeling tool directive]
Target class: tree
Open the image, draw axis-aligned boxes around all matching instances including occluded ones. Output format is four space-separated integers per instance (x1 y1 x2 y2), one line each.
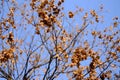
0 0 120 80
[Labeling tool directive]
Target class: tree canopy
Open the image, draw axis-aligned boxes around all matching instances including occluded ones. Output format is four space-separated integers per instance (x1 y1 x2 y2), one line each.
0 0 120 80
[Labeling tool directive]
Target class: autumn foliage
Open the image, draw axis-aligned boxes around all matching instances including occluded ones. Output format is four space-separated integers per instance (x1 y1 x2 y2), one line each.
0 0 120 80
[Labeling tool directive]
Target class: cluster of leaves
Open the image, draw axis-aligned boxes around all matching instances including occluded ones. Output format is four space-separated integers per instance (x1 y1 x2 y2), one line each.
0 48 14 63
0 0 120 80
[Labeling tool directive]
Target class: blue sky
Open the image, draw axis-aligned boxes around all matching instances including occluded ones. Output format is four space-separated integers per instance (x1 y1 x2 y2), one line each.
64 0 120 17
64 0 120 25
